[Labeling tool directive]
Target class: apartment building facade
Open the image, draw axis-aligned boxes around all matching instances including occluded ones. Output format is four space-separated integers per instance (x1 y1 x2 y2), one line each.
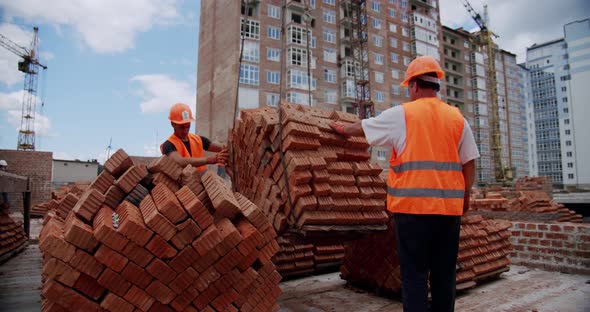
197 0 443 169
526 19 590 188
442 26 529 183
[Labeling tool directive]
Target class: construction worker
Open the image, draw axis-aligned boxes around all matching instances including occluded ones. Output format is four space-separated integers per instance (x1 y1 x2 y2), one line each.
161 103 228 170
330 56 479 312
0 160 9 209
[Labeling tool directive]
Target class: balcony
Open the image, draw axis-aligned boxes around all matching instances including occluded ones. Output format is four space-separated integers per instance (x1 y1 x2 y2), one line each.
286 0 306 13
410 0 436 9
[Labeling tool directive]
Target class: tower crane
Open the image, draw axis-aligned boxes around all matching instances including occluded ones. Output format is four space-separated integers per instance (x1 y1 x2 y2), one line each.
0 26 47 151
459 0 512 183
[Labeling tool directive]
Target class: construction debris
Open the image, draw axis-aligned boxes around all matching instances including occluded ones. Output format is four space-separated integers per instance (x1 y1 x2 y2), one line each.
38 149 282 311
341 215 512 294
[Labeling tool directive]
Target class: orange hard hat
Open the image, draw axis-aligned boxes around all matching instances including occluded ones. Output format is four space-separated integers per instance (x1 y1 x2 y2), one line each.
400 55 444 87
168 103 195 124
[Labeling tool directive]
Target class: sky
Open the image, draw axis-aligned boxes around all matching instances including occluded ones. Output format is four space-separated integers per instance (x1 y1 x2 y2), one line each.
0 0 588 163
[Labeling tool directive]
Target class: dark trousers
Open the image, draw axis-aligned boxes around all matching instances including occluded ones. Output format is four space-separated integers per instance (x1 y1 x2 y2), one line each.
393 213 461 312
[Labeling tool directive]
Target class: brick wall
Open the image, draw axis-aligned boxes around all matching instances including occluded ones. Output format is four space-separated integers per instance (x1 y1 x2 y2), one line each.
509 221 590 275
0 149 53 212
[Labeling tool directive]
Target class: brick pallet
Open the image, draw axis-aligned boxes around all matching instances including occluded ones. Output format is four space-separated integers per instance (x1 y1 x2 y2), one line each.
470 190 583 223
0 208 27 263
39 149 281 312
340 215 512 295
228 103 389 237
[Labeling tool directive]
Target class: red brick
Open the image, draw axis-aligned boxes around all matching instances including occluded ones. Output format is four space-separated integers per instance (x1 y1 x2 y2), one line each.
171 286 199 311
117 242 152 268
114 165 148 193
93 206 130 252
148 302 175 312
215 248 243 275
550 224 562 232
146 235 177 260
212 288 239 311
545 233 569 240
171 218 202 249
43 257 81 287
63 213 99 252
170 267 199 294
148 155 182 180
169 245 199 273
192 224 222 256
100 293 134 312
97 268 131 297
68 249 105 279
202 171 242 219
146 280 176 304
146 258 177 284
39 224 76 262
105 149 134 177
139 194 177 240
116 200 154 246
95 244 128 273
121 261 153 289
104 185 126 209
42 279 101 312
124 285 155 311
73 273 106 300
152 172 180 193
193 283 221 310
182 195 213 230
193 248 221 273
216 218 242 256
89 170 115 194
72 188 106 222
152 183 187 224
194 266 221 292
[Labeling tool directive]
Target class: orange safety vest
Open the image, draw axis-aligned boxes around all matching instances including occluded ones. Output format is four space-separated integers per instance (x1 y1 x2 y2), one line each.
161 133 207 171
387 97 465 216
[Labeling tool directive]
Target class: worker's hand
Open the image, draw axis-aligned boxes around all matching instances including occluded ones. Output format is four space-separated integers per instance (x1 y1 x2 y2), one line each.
330 121 349 137
206 152 228 165
462 192 470 215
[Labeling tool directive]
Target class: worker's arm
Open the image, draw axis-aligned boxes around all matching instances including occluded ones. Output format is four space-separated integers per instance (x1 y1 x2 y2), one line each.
206 142 226 153
330 121 365 137
167 151 228 168
462 159 476 215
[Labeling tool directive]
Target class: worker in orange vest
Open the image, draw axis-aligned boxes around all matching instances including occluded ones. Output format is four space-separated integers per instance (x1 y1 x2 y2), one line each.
161 103 228 170
330 56 479 312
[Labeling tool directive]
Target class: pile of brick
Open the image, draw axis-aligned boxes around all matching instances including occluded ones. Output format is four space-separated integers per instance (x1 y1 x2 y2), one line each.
341 215 512 294
272 234 345 278
0 206 27 263
39 149 282 311
31 182 89 218
470 190 583 223
229 103 389 234
516 176 553 198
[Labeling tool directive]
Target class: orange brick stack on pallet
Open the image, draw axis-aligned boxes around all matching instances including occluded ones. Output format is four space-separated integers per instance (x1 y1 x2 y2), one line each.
0 207 27 263
313 243 345 273
229 103 389 235
516 176 553 198
273 237 345 278
38 149 282 312
341 215 512 295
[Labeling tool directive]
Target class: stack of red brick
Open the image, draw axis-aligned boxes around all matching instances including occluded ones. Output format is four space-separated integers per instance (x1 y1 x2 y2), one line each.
341 215 512 294
229 103 389 233
272 235 345 278
0 206 27 263
39 149 282 312
515 176 553 198
470 190 583 223
32 182 89 217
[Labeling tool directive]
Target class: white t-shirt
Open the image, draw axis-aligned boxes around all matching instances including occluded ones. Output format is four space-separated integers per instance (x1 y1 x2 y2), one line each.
361 105 480 164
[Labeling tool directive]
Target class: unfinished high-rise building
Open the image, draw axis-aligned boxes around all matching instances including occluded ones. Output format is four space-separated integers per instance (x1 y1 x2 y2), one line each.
197 0 443 169
442 26 529 183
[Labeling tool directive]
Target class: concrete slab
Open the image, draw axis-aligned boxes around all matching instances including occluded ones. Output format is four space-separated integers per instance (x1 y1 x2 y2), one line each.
0 244 42 312
278 267 590 312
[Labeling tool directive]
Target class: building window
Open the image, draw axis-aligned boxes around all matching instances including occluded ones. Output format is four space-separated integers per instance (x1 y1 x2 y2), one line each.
567 152 573 157
288 70 313 90
267 71 280 84
375 91 385 102
372 1 380 12
373 35 383 47
323 28 336 43
402 27 409 37
561 86 567 92
375 71 384 83
325 89 337 104
323 0 335 5
268 26 280 40
324 68 337 83
403 57 411 66
266 93 279 107
389 23 397 33
311 36 316 48
566 140 572 146
288 25 309 45
324 48 336 63
392 85 401 95
565 129 571 135
287 91 310 105
240 64 259 85
241 19 260 40
288 47 308 67
389 8 396 18
567 162 574 168
323 9 336 24
562 97 568 102
392 69 400 79
402 13 408 23
564 119 570 125
403 42 410 51
401 0 407 8
391 53 399 63
568 173 574 179
372 18 382 29
374 53 384 65
377 150 386 160
241 41 259 62
268 4 280 19
390 38 398 48
267 48 280 61
310 0 316 8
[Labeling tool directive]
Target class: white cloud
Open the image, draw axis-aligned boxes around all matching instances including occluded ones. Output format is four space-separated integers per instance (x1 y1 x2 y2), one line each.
0 23 32 86
441 0 590 62
6 109 53 137
0 0 181 53
143 142 161 157
0 90 29 110
131 74 195 113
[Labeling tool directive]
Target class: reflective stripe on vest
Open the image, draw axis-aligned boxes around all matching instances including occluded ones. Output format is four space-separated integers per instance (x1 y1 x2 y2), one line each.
166 133 207 171
386 97 465 216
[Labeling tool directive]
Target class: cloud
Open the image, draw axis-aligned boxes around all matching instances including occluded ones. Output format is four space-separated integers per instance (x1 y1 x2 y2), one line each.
440 0 590 62
143 142 161 157
0 0 182 53
6 109 53 137
0 23 32 86
131 74 195 113
0 90 29 110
